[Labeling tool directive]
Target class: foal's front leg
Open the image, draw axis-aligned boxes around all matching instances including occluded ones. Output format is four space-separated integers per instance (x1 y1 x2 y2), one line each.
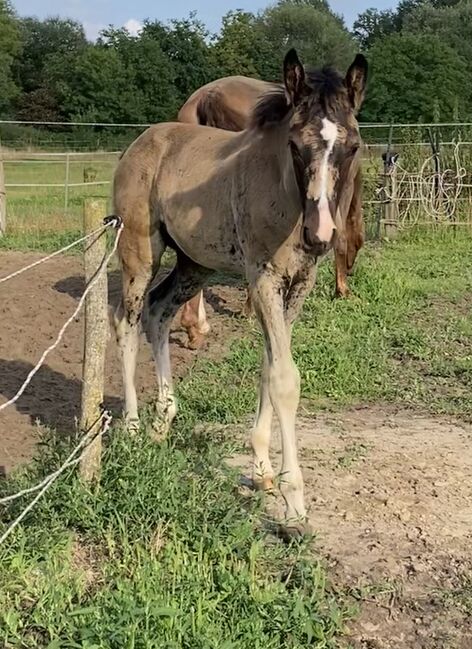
250 272 307 533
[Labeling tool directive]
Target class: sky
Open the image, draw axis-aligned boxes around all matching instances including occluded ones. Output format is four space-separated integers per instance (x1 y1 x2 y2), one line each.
13 0 398 41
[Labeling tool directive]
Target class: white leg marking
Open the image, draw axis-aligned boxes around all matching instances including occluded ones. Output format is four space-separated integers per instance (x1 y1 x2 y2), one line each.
197 292 210 335
150 320 177 438
252 275 306 524
251 348 274 488
114 309 140 429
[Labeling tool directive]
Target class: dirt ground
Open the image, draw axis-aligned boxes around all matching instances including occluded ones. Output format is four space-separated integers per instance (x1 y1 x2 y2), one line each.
0 250 246 471
1 251 471 647
233 410 472 648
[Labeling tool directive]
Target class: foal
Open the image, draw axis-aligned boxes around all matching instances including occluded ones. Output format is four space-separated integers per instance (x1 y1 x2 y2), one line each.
114 49 367 533
178 74 365 349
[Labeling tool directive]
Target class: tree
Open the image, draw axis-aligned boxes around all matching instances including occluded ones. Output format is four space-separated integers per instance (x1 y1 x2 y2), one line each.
403 1 472 77
142 16 217 104
353 8 397 49
258 0 356 80
50 36 179 124
362 32 470 122
15 17 86 93
14 16 86 121
212 10 270 78
0 0 21 115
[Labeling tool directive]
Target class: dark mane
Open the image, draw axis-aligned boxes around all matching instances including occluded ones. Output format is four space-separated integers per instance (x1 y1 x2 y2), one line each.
306 67 345 109
250 66 346 130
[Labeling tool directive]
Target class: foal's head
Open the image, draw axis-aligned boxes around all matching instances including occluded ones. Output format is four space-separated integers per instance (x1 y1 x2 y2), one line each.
253 49 368 256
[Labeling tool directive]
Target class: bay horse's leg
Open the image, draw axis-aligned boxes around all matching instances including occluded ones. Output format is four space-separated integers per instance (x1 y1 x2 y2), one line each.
333 228 350 298
148 252 212 440
250 272 307 533
345 169 365 277
180 291 210 350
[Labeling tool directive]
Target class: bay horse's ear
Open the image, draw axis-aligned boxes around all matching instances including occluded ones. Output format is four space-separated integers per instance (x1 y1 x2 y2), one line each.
284 48 308 106
345 54 368 113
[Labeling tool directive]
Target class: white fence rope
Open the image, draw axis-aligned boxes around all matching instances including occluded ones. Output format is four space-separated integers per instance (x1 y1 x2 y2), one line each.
0 223 109 285
6 181 110 188
0 411 113 547
0 219 123 413
372 143 469 226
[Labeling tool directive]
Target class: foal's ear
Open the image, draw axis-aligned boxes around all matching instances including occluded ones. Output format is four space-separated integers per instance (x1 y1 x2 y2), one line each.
345 54 368 113
284 48 308 106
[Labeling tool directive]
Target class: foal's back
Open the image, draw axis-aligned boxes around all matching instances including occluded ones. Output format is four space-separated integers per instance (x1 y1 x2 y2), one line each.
114 122 251 273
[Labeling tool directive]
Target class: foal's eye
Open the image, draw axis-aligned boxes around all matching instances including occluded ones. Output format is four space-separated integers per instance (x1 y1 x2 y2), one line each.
349 144 360 157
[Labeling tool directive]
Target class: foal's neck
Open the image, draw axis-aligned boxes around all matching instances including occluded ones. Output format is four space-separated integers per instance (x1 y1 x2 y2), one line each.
261 123 303 220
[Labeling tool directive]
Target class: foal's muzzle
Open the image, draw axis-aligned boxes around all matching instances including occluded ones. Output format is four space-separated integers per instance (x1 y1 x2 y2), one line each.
302 199 336 256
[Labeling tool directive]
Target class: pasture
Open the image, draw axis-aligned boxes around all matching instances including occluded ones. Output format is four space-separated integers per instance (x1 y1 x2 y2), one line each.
1 218 472 646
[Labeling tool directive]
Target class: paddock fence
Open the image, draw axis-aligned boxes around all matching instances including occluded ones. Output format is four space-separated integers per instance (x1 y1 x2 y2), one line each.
1 119 472 239
0 201 123 545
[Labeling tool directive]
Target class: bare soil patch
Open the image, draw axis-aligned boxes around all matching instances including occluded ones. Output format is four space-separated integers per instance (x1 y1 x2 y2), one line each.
232 408 472 648
0 250 246 472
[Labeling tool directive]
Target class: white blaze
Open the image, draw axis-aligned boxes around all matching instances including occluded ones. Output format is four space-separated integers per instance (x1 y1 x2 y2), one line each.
316 118 338 241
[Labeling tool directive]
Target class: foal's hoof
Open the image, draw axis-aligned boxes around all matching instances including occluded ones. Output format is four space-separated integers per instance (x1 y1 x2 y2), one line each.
278 520 314 542
253 477 275 493
125 418 140 435
150 420 169 443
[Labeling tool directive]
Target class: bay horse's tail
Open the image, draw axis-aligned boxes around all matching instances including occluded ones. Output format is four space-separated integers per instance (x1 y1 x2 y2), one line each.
196 90 244 132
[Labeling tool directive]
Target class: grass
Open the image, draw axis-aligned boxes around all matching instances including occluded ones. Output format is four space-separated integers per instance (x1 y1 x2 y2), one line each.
185 228 472 420
2 157 115 250
2 228 472 646
0 419 350 648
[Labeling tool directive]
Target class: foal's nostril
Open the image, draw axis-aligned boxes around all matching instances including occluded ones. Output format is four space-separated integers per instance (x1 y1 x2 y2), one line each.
302 226 335 256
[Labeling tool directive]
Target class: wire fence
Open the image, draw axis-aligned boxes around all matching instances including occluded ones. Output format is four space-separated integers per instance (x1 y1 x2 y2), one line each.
1 119 472 238
0 213 122 543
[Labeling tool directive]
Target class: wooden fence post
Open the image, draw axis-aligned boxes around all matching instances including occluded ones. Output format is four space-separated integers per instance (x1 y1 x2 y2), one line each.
0 157 6 237
385 161 399 238
80 198 109 483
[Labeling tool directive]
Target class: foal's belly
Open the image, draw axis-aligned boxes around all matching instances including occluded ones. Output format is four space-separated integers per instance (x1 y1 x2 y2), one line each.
164 203 245 275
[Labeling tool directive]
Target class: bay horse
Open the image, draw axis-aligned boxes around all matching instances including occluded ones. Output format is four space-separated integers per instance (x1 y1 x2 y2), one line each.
113 49 367 534
178 75 364 349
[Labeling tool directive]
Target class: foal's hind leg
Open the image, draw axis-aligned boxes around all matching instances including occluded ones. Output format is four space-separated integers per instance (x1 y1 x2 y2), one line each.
148 253 212 439
114 266 154 428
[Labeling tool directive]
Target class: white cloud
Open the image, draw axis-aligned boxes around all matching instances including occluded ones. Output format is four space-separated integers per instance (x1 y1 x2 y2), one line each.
83 22 106 42
123 18 143 37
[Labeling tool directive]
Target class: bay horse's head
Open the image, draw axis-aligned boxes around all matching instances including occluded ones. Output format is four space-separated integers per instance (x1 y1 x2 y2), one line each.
254 49 368 256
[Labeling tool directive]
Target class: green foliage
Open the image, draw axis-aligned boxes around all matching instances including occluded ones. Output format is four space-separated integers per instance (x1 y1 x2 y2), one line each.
212 11 267 79
0 0 21 116
362 32 470 122
13 17 87 121
259 0 356 78
353 8 398 49
403 0 472 81
1 0 472 130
